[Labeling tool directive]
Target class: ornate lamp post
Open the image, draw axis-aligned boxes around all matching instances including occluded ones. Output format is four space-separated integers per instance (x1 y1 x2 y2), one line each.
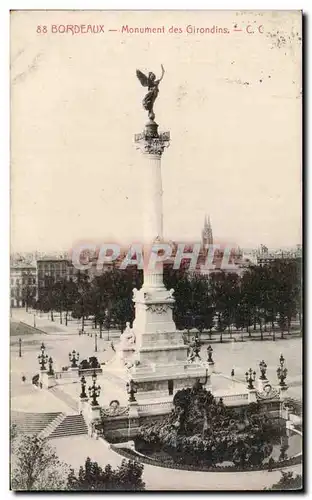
47 356 54 375
18 338 22 358
245 368 256 389
277 354 288 387
207 345 214 364
69 350 79 368
38 344 48 371
259 360 268 380
126 379 138 402
80 375 87 399
88 371 101 406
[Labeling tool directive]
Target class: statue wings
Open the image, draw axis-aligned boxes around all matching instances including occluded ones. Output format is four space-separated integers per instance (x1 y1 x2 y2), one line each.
136 69 149 87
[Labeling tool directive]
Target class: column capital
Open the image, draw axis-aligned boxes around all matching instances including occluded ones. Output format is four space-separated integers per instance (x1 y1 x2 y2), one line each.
135 129 170 157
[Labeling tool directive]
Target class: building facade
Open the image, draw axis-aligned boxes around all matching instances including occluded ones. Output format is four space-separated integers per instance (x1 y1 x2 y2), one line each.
36 258 78 300
256 245 302 266
10 264 37 308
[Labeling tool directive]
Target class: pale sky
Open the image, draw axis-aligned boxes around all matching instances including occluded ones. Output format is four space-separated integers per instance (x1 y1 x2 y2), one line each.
10 10 302 253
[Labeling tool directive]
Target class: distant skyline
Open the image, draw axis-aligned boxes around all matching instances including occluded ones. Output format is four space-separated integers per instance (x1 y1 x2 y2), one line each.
11 11 302 253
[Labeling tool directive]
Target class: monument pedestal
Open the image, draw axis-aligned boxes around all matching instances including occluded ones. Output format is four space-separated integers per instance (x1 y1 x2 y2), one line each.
79 396 89 415
85 404 101 436
41 372 56 389
248 389 257 403
127 269 208 399
257 378 269 392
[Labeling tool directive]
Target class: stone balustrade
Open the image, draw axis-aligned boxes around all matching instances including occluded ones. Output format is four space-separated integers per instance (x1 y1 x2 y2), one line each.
214 393 249 405
54 370 78 380
138 400 173 416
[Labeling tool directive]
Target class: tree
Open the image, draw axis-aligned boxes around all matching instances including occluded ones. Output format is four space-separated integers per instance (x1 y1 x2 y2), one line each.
39 275 56 320
111 297 134 333
72 272 92 332
21 270 36 312
57 278 79 326
10 424 18 442
210 272 240 341
11 435 69 491
67 458 145 491
266 471 303 491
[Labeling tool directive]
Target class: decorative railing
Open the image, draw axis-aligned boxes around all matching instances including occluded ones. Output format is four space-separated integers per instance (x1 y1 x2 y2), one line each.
215 393 249 403
78 367 103 377
111 445 302 473
138 401 173 415
132 362 205 375
54 370 78 380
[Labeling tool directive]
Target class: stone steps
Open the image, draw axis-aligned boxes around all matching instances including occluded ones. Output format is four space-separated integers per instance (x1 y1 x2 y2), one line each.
37 412 67 439
11 411 61 434
48 414 88 440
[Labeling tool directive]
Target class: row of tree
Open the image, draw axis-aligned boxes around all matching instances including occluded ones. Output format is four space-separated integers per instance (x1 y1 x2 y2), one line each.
31 259 301 339
165 259 301 339
34 268 141 336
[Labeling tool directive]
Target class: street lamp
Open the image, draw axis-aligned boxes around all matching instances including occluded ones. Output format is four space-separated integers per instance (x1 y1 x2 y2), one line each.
80 375 87 399
69 350 79 368
126 379 138 402
33 313 36 328
47 356 54 375
245 368 256 389
88 370 101 406
259 360 268 380
38 345 48 371
277 354 288 387
94 332 98 353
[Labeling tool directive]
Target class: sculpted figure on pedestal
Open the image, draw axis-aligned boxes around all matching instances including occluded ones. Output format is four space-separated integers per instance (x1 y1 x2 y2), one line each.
119 322 136 350
136 65 165 121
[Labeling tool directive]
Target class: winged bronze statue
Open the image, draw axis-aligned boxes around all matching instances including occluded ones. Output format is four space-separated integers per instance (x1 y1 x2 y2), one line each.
136 65 165 121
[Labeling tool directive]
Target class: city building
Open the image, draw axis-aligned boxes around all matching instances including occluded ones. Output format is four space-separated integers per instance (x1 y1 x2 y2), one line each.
256 244 302 266
10 263 37 308
197 215 250 277
36 258 78 299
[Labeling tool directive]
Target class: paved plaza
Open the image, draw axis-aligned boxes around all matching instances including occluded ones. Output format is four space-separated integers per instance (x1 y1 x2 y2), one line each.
11 309 302 402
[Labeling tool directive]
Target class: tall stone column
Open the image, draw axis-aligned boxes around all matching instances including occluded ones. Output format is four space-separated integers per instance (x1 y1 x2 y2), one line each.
132 122 177 357
141 151 164 245
135 123 169 293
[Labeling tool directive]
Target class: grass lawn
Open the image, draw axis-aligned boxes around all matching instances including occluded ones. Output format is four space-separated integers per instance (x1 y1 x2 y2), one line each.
10 321 37 337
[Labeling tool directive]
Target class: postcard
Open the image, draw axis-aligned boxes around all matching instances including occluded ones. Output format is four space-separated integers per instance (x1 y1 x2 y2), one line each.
10 10 302 491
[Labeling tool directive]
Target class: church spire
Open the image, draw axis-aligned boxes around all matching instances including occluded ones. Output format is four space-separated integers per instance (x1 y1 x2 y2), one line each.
202 214 213 246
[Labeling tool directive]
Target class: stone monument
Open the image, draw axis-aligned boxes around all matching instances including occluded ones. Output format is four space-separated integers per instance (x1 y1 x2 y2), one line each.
106 66 208 402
